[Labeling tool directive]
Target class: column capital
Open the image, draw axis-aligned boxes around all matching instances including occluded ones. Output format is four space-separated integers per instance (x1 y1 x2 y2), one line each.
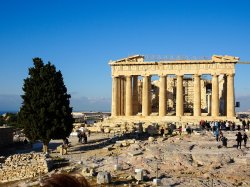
158 74 166 78
211 73 219 77
176 74 184 77
226 73 235 77
193 74 201 78
158 73 167 77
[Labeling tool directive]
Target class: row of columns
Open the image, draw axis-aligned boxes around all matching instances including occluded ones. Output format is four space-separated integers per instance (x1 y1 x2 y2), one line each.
112 74 235 118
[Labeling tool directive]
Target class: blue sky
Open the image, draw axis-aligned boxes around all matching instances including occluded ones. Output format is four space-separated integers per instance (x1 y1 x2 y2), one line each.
0 0 250 112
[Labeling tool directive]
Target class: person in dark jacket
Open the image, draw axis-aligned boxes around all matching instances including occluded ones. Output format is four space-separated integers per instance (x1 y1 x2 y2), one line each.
242 133 248 147
221 136 228 147
236 132 243 149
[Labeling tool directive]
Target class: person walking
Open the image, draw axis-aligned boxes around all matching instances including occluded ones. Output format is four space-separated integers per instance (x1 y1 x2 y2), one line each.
236 132 243 149
178 126 182 136
221 136 228 147
219 130 223 141
242 133 248 147
215 129 219 142
160 127 165 136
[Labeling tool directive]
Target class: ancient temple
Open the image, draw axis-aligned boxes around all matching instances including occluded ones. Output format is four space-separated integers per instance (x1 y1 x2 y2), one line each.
109 55 239 123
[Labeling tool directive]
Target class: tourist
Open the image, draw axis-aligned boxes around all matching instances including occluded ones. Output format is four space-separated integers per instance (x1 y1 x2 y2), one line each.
246 120 250 131
77 130 82 143
221 136 228 147
200 120 205 130
210 121 214 132
42 173 90 187
221 121 226 130
219 130 223 141
242 120 246 131
237 124 241 131
229 121 233 131
82 132 87 144
225 121 229 131
205 121 210 131
63 138 70 148
214 129 219 142
160 127 164 136
242 133 248 147
236 132 243 149
186 126 192 135
178 126 182 135
232 122 236 131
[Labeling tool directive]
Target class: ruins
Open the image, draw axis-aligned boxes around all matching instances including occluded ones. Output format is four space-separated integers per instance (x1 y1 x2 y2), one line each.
109 55 239 124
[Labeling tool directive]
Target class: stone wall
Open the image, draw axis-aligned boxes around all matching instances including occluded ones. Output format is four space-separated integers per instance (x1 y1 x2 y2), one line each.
0 153 53 183
0 127 13 148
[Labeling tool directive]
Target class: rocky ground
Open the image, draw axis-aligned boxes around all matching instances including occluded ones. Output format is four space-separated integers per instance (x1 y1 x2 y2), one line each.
1 129 250 187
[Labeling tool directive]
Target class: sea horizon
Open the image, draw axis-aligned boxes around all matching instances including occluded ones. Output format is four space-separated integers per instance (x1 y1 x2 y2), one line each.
0 110 111 115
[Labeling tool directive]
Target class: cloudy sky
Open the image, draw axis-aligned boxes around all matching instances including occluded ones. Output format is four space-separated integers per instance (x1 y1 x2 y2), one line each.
0 0 250 112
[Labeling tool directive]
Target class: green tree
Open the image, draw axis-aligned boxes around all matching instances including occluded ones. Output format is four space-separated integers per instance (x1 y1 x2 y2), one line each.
5 113 18 127
18 58 73 153
0 115 4 126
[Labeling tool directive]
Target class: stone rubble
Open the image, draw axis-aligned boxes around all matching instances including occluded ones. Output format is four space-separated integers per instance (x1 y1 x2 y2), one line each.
0 153 52 183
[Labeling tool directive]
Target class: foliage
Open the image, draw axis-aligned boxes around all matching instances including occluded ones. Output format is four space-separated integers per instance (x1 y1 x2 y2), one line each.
0 113 19 127
4 113 18 126
18 58 73 146
0 115 4 126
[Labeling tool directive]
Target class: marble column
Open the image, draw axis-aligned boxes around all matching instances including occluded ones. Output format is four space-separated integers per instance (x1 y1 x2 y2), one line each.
193 74 201 116
142 75 150 116
125 75 133 116
176 75 184 116
148 76 152 115
159 75 167 117
207 94 211 115
111 76 118 116
212 74 219 117
133 75 139 115
227 73 235 117
117 77 121 116
223 75 227 115
119 77 124 116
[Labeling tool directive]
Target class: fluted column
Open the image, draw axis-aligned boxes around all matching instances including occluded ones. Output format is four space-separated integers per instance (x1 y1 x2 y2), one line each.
125 75 133 116
117 77 121 116
121 77 125 115
227 73 235 117
111 76 118 116
142 75 150 116
133 75 139 115
159 75 167 117
193 74 201 116
222 75 227 115
212 74 219 117
176 75 184 116
148 76 152 115
207 94 211 115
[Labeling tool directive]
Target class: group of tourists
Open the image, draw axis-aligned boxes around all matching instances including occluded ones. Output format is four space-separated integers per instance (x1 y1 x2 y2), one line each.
77 129 91 144
200 119 249 149
199 119 250 132
235 131 248 149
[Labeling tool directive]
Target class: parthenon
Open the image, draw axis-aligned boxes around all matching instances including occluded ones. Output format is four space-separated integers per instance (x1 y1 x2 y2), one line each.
109 55 240 123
